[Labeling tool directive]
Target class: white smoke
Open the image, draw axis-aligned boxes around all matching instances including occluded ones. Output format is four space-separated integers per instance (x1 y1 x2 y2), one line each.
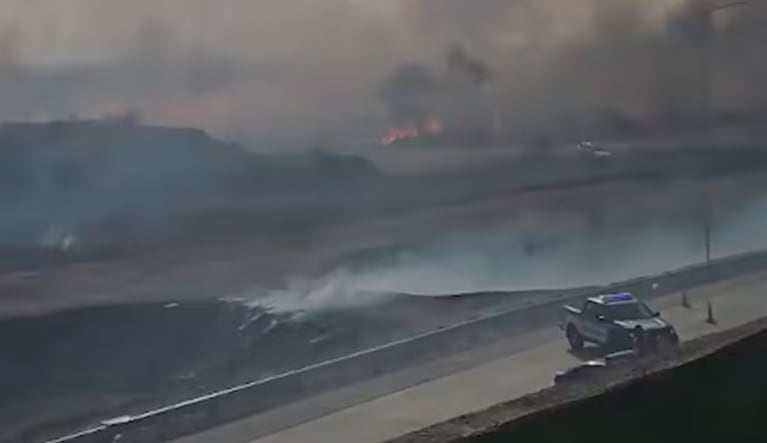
239 267 396 315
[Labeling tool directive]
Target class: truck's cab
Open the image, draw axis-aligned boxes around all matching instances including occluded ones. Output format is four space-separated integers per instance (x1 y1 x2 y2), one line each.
561 292 678 353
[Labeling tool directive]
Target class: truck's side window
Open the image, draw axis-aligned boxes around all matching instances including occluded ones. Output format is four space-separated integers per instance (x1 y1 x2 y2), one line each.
592 304 606 319
582 301 599 319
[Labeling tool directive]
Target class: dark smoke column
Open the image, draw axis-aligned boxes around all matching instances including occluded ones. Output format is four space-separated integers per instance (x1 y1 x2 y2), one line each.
694 1 749 127
377 44 496 147
378 63 440 129
443 44 497 145
668 0 750 126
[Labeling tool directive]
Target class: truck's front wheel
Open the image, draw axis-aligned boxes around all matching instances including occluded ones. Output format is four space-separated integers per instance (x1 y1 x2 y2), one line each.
566 325 584 351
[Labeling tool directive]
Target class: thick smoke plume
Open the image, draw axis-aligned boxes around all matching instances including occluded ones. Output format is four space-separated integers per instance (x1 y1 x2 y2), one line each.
0 0 765 145
378 44 494 144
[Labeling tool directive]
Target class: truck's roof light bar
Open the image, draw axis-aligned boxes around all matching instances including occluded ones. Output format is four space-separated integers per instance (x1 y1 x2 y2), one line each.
603 292 633 302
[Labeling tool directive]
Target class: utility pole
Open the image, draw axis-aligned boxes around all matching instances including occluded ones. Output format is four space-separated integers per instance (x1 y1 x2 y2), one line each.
698 11 711 127
704 216 711 263
694 1 748 265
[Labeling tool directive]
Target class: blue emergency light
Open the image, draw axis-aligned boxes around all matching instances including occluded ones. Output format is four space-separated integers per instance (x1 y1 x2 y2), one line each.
604 292 633 302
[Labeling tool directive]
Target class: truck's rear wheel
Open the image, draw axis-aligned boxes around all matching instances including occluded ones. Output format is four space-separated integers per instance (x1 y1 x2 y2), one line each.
566 326 584 351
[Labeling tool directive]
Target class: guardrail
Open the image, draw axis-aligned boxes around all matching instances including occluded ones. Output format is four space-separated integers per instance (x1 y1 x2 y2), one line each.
43 249 767 443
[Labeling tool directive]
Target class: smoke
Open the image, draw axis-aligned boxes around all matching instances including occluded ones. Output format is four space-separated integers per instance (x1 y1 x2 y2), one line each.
445 45 491 87
240 268 397 315
377 44 494 142
301 173 767 296
0 0 765 144
378 63 440 126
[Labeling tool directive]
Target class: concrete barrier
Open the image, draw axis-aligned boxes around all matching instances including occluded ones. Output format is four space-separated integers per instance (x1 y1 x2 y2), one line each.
439 319 767 443
45 249 767 443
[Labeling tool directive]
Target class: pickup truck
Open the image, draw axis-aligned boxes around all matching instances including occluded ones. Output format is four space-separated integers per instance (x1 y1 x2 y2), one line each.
561 292 678 353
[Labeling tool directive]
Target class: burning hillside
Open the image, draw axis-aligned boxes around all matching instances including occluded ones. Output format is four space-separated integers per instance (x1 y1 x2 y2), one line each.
377 45 496 147
381 117 444 146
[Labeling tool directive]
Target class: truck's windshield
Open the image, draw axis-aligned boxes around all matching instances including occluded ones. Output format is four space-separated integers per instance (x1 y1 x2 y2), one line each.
604 303 655 321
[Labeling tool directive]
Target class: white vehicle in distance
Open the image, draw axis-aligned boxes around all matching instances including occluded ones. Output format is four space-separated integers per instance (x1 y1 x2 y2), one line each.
577 141 612 159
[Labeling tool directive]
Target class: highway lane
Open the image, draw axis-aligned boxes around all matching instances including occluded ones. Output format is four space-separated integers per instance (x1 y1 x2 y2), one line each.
174 269 767 443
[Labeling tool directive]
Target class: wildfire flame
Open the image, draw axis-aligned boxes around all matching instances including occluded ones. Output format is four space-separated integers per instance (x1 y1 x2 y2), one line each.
380 117 444 146
424 117 444 134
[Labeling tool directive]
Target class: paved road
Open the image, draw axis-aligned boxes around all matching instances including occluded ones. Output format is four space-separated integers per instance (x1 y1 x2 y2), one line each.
174 270 767 443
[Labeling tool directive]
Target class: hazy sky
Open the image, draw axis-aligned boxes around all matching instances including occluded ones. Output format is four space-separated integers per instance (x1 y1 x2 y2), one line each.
0 0 762 145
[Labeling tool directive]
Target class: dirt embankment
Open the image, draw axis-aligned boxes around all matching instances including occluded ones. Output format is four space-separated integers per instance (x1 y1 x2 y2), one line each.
391 317 767 443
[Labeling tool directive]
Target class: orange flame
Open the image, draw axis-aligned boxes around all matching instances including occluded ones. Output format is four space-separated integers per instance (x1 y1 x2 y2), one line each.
381 125 419 146
423 117 444 134
380 117 444 146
